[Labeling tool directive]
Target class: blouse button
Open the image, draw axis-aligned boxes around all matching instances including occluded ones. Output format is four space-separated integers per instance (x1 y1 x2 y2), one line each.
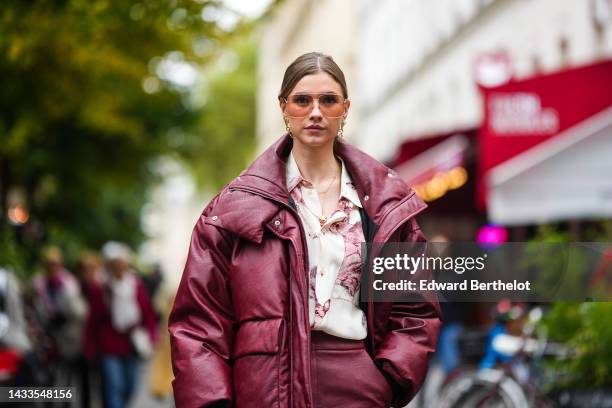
364 195 370 201
211 215 218 221
274 219 281 227
388 172 393 177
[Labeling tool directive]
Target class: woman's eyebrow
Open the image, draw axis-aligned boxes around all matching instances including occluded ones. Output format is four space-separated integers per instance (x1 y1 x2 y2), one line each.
292 91 340 95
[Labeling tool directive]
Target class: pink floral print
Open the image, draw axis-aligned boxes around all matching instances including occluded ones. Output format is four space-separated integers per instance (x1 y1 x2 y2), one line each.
286 152 367 336
314 299 331 326
336 221 363 297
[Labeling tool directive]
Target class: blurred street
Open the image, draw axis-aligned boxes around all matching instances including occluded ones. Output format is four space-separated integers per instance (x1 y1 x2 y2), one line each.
131 361 174 408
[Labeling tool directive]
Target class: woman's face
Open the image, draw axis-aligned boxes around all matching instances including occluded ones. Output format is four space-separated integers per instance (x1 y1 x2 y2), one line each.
280 71 350 149
108 258 129 278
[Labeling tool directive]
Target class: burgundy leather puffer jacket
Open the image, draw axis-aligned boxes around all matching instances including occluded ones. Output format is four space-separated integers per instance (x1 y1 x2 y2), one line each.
169 135 441 408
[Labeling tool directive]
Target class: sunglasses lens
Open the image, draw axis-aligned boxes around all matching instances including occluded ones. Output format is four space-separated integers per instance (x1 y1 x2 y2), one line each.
319 95 343 117
286 94 344 117
287 95 313 117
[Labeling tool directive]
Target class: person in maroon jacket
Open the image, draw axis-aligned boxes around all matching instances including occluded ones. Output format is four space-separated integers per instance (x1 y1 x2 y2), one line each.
169 52 441 408
83 242 157 408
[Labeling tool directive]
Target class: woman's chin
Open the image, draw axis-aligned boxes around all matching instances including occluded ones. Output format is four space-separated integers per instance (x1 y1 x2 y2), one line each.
295 132 335 148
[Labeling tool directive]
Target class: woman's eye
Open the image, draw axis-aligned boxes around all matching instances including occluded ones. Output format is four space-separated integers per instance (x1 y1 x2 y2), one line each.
293 96 310 106
320 95 339 106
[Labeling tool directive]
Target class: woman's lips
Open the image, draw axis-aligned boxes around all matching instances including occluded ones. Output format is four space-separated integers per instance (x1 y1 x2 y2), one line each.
305 125 324 130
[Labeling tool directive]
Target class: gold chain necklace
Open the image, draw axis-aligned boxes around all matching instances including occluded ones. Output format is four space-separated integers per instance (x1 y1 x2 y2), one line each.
314 172 339 225
315 173 337 195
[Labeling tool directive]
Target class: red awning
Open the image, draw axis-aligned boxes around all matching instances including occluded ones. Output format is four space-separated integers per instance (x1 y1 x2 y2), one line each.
391 130 476 202
478 59 612 224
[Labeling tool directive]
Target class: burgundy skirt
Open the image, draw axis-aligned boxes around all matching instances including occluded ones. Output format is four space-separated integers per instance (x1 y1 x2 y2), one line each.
310 331 393 407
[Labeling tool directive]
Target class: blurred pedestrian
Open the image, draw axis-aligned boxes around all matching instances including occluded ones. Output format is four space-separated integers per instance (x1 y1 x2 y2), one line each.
31 246 87 400
142 263 163 304
76 251 105 408
0 267 32 354
83 241 157 408
77 251 104 294
0 266 33 386
142 263 164 324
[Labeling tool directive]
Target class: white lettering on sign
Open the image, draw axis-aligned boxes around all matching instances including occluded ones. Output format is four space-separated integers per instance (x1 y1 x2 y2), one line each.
489 93 559 135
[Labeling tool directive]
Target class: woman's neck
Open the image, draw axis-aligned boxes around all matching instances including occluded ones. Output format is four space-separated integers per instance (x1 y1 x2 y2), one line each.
291 141 340 185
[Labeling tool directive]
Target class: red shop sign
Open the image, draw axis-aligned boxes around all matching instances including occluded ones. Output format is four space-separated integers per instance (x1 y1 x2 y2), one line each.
477 59 612 208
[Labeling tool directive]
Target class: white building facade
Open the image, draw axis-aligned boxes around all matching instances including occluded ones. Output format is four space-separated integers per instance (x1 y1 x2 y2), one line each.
355 0 612 162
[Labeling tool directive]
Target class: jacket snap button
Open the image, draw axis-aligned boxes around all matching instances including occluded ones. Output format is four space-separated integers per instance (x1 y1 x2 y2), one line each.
274 219 281 226
364 195 370 201
211 215 218 221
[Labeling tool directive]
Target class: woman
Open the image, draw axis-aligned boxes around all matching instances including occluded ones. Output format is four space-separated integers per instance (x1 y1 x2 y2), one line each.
169 52 441 408
31 247 87 401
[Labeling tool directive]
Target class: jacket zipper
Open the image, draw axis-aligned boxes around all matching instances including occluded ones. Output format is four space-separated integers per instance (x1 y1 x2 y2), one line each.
229 185 313 407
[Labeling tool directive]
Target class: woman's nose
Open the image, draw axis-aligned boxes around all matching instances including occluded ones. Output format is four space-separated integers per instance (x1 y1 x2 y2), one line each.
309 99 323 118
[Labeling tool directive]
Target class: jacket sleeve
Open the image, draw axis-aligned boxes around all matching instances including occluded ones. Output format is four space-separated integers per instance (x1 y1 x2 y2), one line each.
373 217 442 407
169 209 235 408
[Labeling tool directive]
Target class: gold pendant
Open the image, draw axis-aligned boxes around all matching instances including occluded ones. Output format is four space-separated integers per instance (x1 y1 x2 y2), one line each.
319 215 327 226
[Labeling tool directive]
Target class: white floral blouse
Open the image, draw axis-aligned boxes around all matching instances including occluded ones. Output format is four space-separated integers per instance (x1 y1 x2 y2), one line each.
286 151 367 340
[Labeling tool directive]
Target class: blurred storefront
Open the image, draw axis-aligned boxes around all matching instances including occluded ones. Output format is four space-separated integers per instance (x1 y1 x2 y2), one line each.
390 129 480 241
355 0 612 240
479 60 612 226
256 0 612 237
390 58 612 241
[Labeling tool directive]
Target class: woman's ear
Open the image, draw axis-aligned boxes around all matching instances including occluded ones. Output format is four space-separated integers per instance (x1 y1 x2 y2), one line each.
279 97 286 114
344 98 351 117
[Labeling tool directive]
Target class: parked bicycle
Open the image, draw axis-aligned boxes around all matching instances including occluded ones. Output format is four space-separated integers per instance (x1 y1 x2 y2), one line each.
434 305 572 408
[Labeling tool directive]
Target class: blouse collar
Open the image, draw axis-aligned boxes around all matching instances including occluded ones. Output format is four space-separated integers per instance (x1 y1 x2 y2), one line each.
286 150 362 208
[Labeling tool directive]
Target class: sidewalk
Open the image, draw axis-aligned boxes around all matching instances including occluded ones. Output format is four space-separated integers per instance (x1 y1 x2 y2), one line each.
130 360 174 408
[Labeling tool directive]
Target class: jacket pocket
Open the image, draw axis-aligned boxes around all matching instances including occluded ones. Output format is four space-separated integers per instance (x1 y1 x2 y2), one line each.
233 318 284 359
232 318 286 407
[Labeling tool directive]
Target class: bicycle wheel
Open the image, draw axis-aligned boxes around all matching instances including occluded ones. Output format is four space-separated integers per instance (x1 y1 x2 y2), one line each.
435 370 528 408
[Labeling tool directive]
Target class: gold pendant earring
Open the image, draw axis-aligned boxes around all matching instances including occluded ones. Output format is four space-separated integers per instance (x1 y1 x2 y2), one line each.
337 119 346 139
284 118 293 138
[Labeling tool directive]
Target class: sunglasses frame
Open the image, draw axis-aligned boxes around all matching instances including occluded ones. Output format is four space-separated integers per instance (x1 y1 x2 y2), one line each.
282 93 348 118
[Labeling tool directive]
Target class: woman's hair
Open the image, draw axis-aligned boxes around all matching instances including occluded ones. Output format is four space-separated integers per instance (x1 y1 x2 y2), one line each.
278 52 348 100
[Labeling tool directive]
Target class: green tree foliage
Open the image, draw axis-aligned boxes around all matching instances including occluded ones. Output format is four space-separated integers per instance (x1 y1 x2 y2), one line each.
534 222 612 388
0 0 263 271
177 35 257 190
542 302 612 388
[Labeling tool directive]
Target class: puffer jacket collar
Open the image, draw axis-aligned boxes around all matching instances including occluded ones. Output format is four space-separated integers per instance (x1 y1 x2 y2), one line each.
208 134 426 243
